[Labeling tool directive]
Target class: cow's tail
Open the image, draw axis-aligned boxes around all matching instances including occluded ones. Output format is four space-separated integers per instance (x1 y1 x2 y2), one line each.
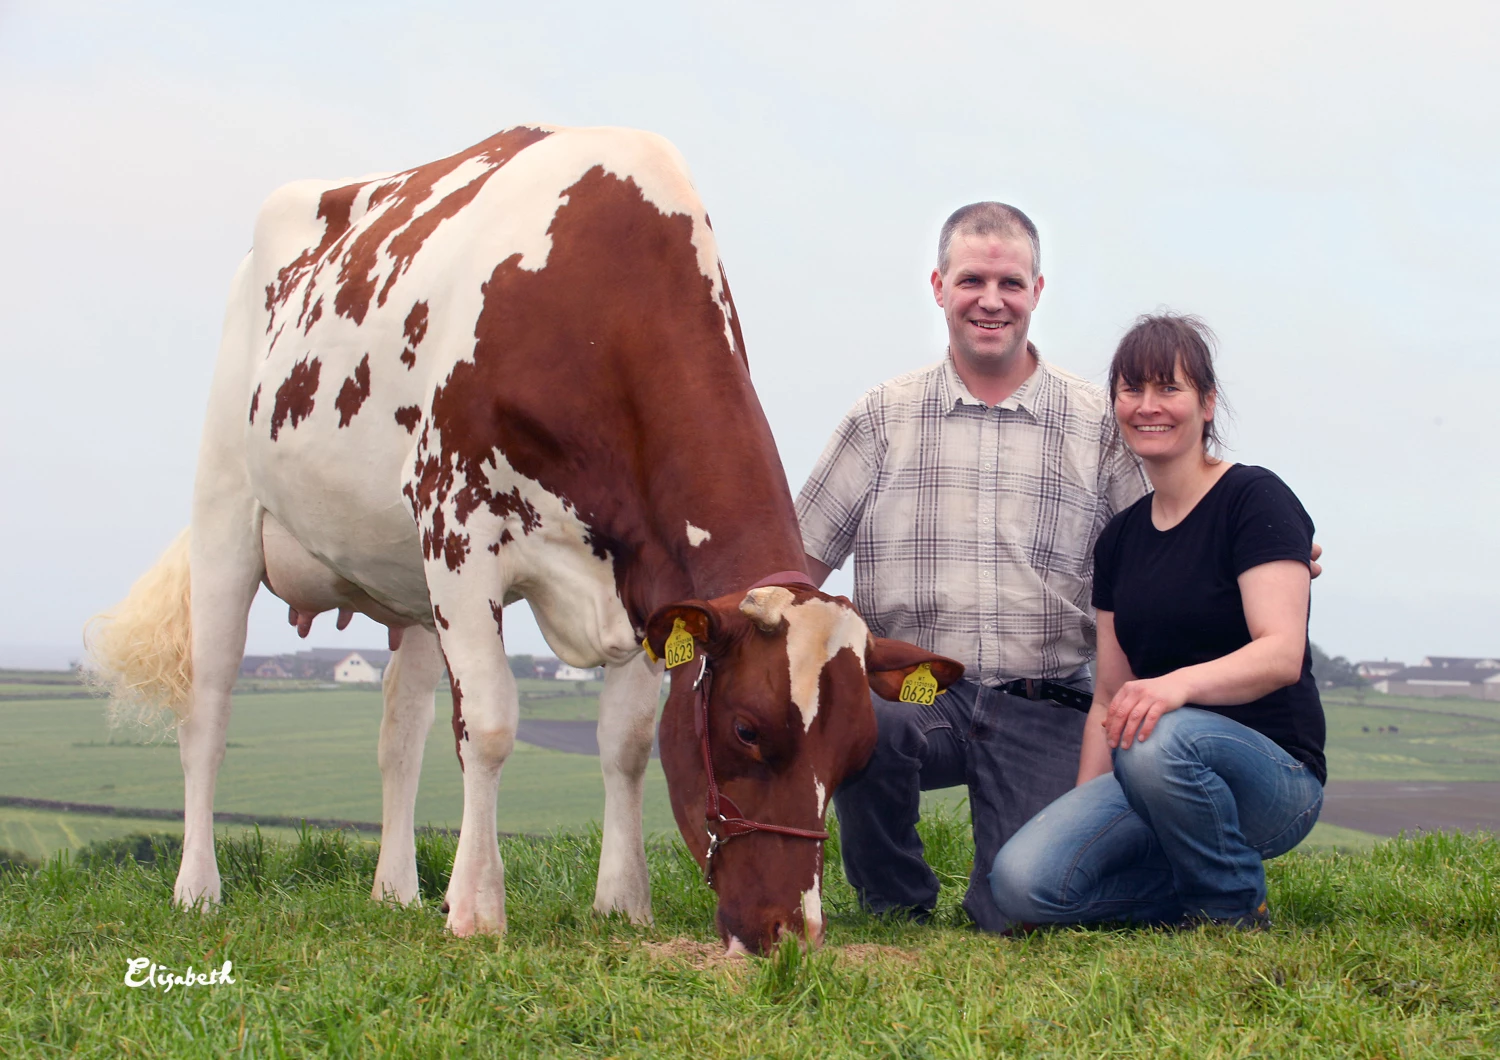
84 528 194 728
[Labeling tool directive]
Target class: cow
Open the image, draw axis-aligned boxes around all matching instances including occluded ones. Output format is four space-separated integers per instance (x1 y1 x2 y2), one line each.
86 125 961 954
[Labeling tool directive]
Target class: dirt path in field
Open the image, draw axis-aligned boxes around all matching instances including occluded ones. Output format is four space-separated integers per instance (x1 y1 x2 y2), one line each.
1319 781 1500 836
515 720 660 758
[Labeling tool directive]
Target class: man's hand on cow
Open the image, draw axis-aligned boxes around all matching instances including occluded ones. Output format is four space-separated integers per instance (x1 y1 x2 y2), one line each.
1309 541 1323 579
1105 674 1189 750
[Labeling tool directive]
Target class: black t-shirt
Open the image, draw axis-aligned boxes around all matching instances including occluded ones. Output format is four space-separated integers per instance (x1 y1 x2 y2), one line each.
1092 464 1326 783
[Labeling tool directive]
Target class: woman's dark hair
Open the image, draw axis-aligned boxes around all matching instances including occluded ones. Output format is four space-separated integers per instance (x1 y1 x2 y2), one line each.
1108 312 1223 453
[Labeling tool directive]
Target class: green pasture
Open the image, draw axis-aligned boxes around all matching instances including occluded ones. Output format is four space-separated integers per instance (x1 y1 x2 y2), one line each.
0 680 676 860
5 675 1500 861
1 809 1496 1057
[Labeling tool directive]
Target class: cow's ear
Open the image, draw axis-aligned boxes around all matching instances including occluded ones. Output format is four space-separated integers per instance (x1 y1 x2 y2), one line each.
864 637 965 701
645 601 717 659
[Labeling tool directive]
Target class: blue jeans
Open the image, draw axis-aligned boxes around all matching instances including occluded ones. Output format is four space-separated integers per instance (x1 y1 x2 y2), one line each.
833 676 1087 932
989 707 1324 924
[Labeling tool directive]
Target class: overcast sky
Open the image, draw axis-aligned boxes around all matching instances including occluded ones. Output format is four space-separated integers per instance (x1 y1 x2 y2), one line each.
1 0 1495 669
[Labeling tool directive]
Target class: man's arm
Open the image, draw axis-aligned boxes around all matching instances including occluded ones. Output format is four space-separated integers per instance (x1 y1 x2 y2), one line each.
804 555 834 589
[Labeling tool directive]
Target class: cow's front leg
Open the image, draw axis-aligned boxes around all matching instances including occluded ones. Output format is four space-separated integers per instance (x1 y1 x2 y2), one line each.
433 601 519 937
372 625 442 905
594 652 662 923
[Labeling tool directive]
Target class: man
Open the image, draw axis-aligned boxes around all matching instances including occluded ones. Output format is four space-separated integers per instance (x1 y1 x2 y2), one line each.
796 202 1148 932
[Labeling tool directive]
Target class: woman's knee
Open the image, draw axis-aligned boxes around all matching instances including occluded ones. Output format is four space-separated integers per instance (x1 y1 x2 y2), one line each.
1113 708 1204 791
988 834 1051 923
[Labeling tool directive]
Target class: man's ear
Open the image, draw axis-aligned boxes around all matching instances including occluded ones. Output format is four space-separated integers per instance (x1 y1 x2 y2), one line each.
645 602 717 660
930 267 945 308
864 637 964 701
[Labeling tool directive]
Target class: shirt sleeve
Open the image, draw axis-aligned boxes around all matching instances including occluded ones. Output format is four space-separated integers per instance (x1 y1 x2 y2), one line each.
1099 414 1150 522
795 396 879 571
1091 512 1124 612
1230 470 1316 576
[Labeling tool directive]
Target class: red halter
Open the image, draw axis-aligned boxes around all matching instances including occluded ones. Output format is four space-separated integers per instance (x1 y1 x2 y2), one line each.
692 570 831 885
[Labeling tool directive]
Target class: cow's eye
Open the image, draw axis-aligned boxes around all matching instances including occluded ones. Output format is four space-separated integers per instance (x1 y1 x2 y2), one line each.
733 721 759 745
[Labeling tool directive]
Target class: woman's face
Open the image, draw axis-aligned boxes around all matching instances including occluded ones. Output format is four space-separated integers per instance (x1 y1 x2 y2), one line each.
1114 360 1216 462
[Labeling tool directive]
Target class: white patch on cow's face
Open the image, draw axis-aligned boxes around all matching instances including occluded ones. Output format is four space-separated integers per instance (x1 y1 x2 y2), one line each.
725 935 752 958
782 598 869 732
800 876 823 935
685 521 711 547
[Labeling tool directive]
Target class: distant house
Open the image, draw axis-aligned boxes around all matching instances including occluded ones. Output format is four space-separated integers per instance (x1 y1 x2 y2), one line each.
333 650 391 684
1355 660 1405 681
1373 656 1500 701
554 664 603 682
251 657 291 679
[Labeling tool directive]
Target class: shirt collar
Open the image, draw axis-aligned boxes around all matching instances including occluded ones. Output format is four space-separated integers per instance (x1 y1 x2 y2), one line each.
939 344 1049 418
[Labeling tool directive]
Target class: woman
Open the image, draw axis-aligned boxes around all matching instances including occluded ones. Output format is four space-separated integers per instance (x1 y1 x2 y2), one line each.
989 313 1324 930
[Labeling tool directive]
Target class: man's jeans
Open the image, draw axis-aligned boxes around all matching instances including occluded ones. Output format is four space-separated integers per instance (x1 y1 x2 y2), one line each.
833 676 1087 932
989 707 1324 925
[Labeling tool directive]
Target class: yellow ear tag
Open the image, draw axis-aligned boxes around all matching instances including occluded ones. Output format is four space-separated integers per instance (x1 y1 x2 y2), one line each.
898 662 939 705
640 637 659 664
663 617 696 669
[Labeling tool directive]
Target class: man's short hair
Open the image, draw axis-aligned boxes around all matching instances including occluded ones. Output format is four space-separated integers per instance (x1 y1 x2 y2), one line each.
937 202 1041 278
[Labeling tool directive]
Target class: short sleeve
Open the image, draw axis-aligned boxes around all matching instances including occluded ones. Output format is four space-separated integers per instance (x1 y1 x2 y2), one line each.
1229 470 1315 577
1099 415 1150 522
1091 510 1127 612
795 397 879 570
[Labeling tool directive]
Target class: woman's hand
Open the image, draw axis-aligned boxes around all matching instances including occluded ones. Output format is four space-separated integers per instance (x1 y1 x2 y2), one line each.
1106 674 1190 749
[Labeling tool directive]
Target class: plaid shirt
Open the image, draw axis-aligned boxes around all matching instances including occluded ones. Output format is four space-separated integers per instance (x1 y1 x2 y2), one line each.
797 351 1149 685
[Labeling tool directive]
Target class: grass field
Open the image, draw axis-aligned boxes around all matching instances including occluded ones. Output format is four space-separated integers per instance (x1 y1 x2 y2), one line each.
1 808 1496 1057
6 676 1500 861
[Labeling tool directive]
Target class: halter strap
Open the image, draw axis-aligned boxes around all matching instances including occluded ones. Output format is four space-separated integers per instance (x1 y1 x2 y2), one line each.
694 569 829 885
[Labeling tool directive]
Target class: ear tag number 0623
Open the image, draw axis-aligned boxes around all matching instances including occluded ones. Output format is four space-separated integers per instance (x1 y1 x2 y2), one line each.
663 617 696 669
898 662 939 705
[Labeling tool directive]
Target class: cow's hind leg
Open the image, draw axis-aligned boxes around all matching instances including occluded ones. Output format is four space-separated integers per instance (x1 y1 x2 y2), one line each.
177 260 265 909
372 626 442 905
594 653 662 923
431 596 518 937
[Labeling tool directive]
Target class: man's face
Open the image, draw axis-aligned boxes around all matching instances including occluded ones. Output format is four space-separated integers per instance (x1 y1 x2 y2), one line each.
930 232 1044 369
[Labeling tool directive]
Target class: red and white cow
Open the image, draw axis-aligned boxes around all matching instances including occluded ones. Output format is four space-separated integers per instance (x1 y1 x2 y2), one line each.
89 126 959 954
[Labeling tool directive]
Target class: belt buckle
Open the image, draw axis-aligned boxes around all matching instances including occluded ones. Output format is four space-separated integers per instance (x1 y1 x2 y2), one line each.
1024 678 1041 700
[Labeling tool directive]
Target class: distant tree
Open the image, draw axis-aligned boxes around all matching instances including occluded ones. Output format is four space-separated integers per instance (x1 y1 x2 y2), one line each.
508 654 536 680
1310 642 1364 688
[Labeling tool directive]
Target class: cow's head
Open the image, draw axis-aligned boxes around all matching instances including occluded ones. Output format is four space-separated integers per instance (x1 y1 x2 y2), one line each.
646 584 962 955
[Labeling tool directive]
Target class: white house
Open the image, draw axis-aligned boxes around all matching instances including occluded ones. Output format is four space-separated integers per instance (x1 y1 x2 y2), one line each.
333 652 385 684
554 664 603 682
1373 656 1500 701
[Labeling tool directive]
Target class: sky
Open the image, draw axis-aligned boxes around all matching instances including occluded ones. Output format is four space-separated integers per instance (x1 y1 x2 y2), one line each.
1 0 1495 669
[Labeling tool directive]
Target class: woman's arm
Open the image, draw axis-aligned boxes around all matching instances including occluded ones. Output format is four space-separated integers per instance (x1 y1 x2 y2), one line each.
1105 559 1311 750
1078 610 1133 785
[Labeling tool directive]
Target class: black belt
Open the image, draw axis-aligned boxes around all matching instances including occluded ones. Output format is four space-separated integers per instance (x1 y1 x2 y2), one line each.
997 678 1094 714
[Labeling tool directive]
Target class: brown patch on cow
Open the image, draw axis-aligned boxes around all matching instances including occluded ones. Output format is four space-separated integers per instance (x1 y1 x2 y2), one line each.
449 673 465 771
433 604 449 630
401 301 429 369
303 295 324 334
442 530 470 572
269 356 321 441
417 164 806 625
333 129 551 327
334 354 372 428
499 529 514 545
263 128 549 344
393 405 422 433
248 384 261 424
489 600 504 636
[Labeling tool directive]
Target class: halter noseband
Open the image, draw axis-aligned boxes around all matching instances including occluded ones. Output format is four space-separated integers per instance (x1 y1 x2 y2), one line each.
691 570 831 885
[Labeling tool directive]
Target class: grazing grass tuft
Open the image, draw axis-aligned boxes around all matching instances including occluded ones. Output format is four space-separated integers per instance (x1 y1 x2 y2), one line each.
1 806 1496 1057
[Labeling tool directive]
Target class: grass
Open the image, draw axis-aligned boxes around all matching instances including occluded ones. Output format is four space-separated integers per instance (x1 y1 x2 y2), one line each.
10 678 1498 860
1 806 1496 1057
0 689 677 861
